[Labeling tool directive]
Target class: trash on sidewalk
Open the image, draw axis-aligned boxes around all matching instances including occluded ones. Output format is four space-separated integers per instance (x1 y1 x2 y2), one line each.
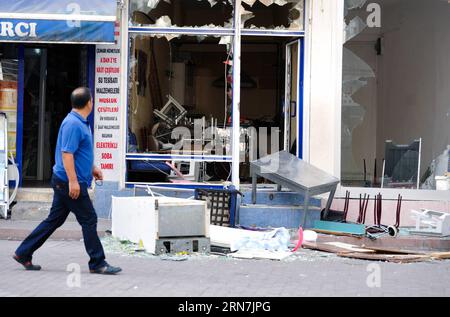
250 151 340 228
338 252 431 263
301 240 432 263
194 187 242 228
210 225 271 249
303 230 318 242
112 196 210 255
102 236 156 258
210 225 290 251
312 220 366 236
316 193 406 240
302 241 375 254
210 225 293 260
409 209 450 237
160 253 189 261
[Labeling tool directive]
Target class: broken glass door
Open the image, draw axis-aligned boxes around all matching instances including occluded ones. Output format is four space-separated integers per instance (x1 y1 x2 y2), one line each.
284 39 300 156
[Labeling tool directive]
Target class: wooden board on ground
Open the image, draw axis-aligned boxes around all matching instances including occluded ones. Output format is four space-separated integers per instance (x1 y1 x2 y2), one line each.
324 242 375 253
362 246 429 255
430 252 450 260
313 220 366 236
302 241 373 254
312 228 364 238
337 252 431 263
230 250 293 261
209 225 270 248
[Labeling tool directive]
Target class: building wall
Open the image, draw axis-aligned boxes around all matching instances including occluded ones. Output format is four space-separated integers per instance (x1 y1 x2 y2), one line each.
306 0 344 177
341 0 450 181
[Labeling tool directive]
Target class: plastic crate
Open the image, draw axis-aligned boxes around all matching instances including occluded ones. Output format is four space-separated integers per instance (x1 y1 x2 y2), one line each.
194 188 241 227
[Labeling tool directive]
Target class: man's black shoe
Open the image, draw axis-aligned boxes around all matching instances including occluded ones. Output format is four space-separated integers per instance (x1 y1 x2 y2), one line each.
13 254 42 271
90 264 122 275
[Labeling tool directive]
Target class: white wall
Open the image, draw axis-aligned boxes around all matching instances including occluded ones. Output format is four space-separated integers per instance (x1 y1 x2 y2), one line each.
306 0 344 177
305 0 450 201
340 0 450 182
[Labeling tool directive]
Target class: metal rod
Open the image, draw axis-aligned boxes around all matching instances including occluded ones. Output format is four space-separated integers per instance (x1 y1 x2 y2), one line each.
231 0 242 189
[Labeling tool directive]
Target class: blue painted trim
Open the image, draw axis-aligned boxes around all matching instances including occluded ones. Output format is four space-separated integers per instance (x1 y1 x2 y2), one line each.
241 30 305 37
298 37 305 159
126 154 232 162
125 182 224 190
303 0 306 31
125 34 130 184
129 27 305 37
87 45 96 134
129 27 305 38
0 19 115 43
129 26 234 36
17 45 25 187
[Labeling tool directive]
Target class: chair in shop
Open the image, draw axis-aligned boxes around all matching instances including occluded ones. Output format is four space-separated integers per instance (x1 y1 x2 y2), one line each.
126 129 172 182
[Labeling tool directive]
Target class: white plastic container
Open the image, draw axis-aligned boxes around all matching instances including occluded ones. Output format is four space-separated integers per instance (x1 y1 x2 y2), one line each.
435 176 450 191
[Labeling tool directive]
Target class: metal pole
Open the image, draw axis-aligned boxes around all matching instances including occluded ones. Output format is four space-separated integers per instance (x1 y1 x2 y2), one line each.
119 0 129 189
37 49 47 181
231 0 242 189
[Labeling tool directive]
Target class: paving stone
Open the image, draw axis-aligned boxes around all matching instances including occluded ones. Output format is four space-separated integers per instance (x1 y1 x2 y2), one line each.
1 239 450 297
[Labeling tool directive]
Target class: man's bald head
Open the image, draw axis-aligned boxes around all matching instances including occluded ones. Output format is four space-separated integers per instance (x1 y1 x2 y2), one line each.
71 87 92 109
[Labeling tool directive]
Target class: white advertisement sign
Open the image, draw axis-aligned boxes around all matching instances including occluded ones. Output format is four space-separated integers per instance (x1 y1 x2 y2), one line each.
94 22 121 181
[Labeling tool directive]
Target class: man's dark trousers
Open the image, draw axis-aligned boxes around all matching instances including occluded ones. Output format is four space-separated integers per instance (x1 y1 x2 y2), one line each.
15 175 106 270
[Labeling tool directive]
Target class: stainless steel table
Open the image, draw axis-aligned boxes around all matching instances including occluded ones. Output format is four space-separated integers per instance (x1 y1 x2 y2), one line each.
250 151 340 226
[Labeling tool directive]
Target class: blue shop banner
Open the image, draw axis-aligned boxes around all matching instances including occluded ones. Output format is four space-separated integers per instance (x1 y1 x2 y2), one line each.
0 0 117 44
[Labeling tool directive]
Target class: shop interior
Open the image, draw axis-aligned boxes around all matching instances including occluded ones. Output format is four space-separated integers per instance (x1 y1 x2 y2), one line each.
127 32 300 184
22 45 89 186
126 1 304 185
129 0 303 30
341 0 450 190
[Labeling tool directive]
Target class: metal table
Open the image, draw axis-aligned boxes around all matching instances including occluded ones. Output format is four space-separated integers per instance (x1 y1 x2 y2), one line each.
251 151 340 226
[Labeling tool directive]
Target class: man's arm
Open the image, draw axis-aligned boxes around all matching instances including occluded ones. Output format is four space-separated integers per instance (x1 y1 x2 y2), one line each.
93 165 104 181
62 152 80 199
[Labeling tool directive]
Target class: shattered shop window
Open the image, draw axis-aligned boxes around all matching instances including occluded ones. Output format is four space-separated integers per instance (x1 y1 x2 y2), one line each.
128 34 233 158
129 0 234 28
241 0 304 30
341 0 450 191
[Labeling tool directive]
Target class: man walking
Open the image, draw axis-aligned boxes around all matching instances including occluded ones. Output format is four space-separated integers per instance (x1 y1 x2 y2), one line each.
13 87 121 275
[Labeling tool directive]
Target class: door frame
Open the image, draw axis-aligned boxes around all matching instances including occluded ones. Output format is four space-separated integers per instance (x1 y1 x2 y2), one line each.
284 38 304 159
16 44 96 186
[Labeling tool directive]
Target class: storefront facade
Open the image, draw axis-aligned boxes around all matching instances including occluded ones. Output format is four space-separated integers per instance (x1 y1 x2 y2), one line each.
95 0 308 192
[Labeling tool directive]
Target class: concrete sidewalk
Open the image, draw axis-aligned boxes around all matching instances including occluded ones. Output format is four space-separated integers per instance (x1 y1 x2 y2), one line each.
0 219 111 241
1 239 450 297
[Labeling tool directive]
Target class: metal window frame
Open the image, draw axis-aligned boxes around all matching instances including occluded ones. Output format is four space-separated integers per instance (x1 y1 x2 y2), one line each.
122 0 307 190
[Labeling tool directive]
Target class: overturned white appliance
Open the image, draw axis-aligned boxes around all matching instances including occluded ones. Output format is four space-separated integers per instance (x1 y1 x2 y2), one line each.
409 209 450 237
112 196 210 254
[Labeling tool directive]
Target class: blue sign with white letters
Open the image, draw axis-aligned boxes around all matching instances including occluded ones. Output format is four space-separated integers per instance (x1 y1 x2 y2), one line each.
0 0 116 16
0 0 117 43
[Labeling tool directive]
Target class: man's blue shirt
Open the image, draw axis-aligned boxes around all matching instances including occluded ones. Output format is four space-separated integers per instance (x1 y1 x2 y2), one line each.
53 111 94 186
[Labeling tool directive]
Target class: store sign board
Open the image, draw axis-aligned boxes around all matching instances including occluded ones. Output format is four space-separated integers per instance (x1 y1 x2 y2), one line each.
0 19 114 43
0 0 116 16
0 0 117 43
94 22 121 181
